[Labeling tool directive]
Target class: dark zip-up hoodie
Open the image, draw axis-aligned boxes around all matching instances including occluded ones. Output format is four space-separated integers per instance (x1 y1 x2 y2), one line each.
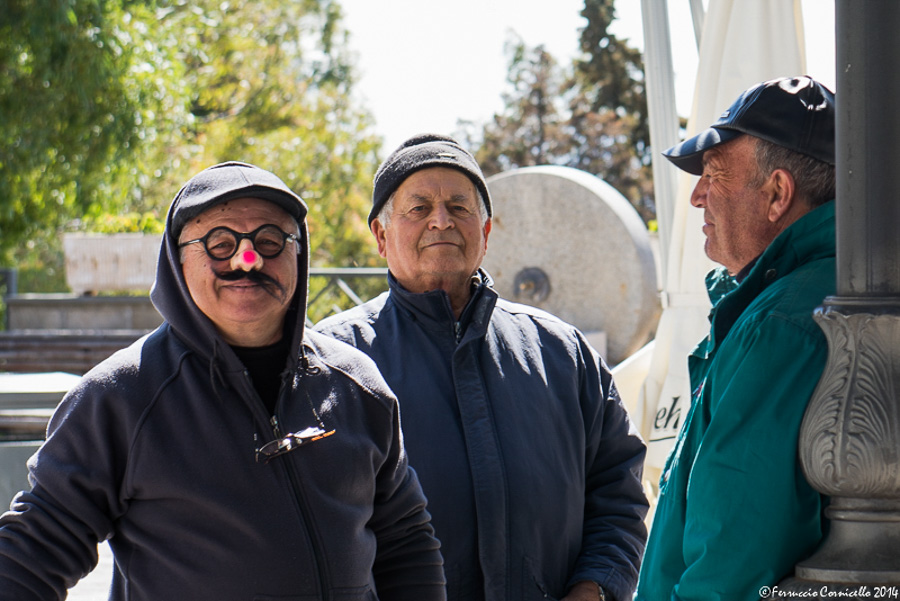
0 162 445 600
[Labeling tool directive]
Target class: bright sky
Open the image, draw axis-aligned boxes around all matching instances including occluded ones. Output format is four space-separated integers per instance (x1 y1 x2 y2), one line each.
338 0 836 154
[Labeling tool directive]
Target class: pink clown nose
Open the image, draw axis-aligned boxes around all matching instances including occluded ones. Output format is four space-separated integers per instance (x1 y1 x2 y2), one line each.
231 247 264 272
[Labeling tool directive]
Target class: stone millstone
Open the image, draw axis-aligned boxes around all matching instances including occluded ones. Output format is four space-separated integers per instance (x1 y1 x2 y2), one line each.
483 166 659 363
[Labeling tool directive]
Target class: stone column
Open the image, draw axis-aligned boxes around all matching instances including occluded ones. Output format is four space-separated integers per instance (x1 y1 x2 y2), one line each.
790 0 900 590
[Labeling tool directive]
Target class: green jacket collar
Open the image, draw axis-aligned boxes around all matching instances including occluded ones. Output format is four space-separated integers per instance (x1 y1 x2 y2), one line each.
703 200 836 352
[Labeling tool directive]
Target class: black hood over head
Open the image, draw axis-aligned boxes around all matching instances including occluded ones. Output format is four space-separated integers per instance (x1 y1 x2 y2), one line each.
150 161 311 376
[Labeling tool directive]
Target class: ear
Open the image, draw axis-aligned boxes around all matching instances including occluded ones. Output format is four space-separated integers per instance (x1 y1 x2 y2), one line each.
483 218 492 250
371 219 388 259
764 168 796 223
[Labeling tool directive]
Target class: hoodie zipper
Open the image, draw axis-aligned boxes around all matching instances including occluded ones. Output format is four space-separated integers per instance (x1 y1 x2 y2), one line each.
269 405 331 599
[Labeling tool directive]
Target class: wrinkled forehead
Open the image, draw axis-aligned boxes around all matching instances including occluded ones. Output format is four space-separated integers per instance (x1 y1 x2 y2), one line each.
700 134 758 170
396 167 480 201
179 197 300 240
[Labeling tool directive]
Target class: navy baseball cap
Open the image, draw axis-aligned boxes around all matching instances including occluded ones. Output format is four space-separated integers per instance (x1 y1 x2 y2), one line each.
663 76 835 175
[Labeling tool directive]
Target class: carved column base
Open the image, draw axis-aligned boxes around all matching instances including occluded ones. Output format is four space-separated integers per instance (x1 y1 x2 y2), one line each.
794 298 900 585
796 497 900 583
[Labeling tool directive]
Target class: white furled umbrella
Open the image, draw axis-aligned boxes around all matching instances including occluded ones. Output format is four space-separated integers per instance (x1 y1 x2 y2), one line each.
615 0 806 510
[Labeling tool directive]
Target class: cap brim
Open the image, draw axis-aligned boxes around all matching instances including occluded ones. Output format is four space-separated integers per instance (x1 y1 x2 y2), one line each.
173 187 308 236
662 126 742 175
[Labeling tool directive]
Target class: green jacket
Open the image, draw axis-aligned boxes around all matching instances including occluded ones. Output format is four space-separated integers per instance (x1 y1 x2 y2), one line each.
637 201 835 600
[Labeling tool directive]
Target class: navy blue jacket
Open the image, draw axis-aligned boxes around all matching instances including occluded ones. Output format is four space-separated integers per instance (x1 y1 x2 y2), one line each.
316 271 648 601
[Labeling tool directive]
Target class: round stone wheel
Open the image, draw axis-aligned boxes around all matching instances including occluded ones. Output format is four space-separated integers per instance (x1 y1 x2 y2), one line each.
483 165 659 363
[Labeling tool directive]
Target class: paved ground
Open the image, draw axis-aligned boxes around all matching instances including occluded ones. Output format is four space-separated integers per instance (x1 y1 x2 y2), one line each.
68 542 114 599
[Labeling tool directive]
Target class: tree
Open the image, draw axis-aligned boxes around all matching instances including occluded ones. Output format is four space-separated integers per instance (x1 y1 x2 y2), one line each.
574 0 649 145
1 0 383 301
473 36 571 176
460 0 655 222
569 0 653 218
119 0 382 271
0 0 143 264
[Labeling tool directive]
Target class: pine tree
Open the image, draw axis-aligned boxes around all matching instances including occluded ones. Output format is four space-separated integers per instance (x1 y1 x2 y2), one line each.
462 0 655 222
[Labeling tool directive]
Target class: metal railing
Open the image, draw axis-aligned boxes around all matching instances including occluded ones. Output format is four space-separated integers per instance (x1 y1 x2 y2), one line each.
0 268 17 331
307 267 388 324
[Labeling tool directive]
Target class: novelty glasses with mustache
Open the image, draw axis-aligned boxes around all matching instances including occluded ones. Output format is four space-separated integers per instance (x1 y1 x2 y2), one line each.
179 224 300 261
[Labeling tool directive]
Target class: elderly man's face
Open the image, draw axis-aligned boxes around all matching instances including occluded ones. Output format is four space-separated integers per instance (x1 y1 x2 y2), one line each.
691 135 782 275
179 197 300 346
372 167 490 299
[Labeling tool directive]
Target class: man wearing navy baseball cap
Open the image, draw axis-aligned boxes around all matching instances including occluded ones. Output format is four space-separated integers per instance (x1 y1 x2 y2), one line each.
636 76 836 599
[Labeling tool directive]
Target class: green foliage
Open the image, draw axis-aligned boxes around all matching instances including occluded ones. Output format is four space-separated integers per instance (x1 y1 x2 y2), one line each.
459 0 655 222
472 38 570 173
0 0 143 264
569 0 652 216
78 212 165 234
1 0 383 298
575 0 649 139
135 0 383 270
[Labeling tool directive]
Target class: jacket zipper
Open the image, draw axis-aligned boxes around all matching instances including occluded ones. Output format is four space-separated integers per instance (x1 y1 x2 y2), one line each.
238 358 330 596
270 410 331 599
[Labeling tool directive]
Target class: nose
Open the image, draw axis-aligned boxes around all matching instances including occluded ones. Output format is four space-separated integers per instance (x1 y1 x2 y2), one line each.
690 177 708 208
230 238 264 272
428 203 455 230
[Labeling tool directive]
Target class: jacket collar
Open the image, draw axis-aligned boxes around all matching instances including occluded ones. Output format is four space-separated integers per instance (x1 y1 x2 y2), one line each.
387 269 498 341
706 200 836 349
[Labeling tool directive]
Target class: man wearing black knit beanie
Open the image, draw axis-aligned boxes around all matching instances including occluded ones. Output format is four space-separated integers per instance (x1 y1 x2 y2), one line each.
316 134 648 601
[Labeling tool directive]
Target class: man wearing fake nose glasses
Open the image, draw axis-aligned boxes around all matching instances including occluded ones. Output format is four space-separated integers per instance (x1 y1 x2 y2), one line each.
0 162 446 600
178 206 303 349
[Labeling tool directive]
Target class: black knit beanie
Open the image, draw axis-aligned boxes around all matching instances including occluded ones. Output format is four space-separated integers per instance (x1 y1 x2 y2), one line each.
369 134 492 226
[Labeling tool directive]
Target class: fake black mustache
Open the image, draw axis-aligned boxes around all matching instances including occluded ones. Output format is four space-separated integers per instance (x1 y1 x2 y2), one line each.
215 268 287 301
